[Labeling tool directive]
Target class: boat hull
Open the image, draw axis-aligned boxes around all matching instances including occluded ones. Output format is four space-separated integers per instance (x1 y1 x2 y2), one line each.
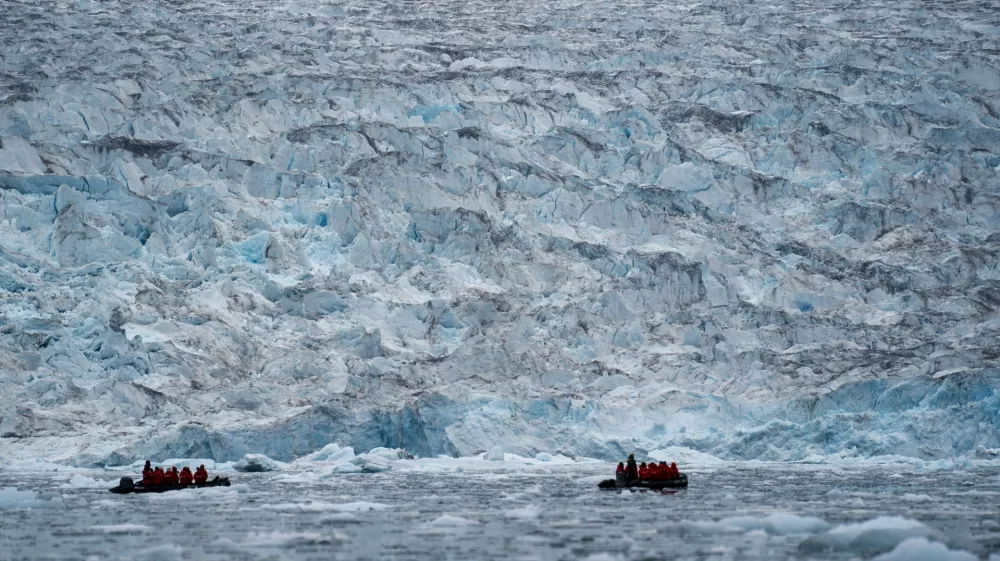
109 477 231 494
598 474 688 489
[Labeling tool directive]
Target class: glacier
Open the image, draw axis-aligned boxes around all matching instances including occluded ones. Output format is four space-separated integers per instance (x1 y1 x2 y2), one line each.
0 0 999 467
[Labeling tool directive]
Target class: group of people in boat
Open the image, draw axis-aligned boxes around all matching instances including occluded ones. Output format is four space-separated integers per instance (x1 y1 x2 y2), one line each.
615 453 680 481
141 461 210 487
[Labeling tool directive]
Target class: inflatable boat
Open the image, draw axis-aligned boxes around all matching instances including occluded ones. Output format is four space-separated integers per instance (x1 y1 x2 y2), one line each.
598 474 688 490
109 476 231 494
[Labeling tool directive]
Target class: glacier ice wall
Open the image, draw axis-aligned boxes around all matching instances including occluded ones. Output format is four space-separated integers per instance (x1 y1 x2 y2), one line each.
0 0 999 465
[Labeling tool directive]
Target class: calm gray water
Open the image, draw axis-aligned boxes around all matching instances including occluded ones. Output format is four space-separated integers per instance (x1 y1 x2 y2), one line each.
2 465 999 560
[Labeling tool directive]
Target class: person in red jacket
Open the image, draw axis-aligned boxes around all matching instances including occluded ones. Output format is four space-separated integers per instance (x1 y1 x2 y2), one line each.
670 462 679 478
646 461 658 480
638 462 648 479
151 467 164 486
194 465 208 484
141 461 153 486
615 462 626 482
164 467 179 485
179 467 193 485
654 461 665 479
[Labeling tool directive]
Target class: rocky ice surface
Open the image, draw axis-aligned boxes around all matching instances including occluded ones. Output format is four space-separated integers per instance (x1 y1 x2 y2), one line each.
0 0 999 466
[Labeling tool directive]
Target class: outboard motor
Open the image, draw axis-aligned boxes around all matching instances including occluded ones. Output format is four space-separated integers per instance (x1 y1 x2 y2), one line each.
118 477 134 488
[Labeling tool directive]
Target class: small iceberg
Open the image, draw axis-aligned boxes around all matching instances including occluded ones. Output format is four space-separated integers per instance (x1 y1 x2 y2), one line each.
233 454 284 473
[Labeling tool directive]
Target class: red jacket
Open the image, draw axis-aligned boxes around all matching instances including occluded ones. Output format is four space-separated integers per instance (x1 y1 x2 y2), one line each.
151 468 164 485
179 468 193 485
194 468 208 483
164 469 179 485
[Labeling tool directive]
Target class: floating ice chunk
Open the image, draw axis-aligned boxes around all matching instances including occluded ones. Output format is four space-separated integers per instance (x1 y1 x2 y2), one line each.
0 487 42 508
298 443 356 463
872 538 977 561
764 513 831 535
800 516 937 555
686 513 829 535
350 450 399 473
535 452 553 462
262 501 343 512
329 501 389 512
262 500 387 512
484 446 505 461
60 473 115 489
134 544 184 561
327 462 365 474
428 514 478 527
91 523 151 533
504 504 541 520
0 487 63 509
359 447 412 462
584 554 624 561
273 472 322 484
233 454 283 472
244 531 333 546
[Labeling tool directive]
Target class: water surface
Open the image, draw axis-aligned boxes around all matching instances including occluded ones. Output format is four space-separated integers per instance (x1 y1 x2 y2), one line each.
2 464 998 560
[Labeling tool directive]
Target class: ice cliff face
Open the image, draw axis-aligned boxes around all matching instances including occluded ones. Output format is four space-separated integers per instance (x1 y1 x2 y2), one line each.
1 0 999 466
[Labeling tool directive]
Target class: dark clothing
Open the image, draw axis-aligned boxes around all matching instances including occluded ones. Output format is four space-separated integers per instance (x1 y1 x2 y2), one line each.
625 458 638 481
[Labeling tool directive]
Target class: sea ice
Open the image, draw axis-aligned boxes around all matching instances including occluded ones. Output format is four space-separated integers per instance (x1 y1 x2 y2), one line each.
872 538 977 561
233 454 283 473
685 513 830 535
800 516 938 555
0 486 63 509
91 524 152 534
59 473 114 489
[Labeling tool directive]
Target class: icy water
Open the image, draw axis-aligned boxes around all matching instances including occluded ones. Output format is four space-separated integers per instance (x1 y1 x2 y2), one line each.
2 464 999 560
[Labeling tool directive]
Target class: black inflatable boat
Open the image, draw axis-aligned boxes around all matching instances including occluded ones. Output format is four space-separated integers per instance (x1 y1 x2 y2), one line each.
598 474 688 490
109 476 231 494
